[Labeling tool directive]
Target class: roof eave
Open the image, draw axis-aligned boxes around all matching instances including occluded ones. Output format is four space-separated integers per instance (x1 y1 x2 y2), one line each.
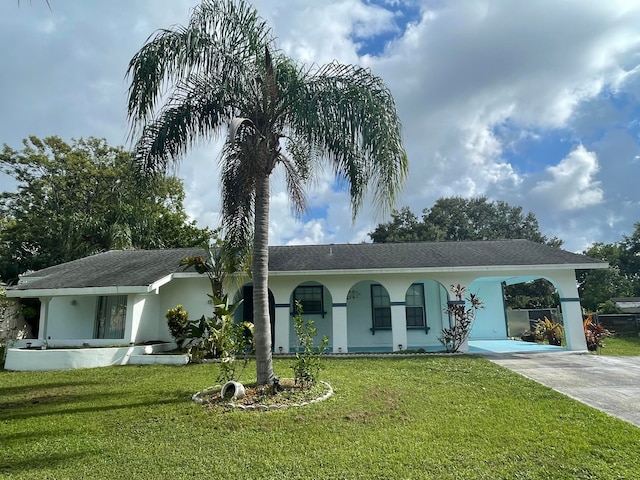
6 285 154 298
268 262 609 276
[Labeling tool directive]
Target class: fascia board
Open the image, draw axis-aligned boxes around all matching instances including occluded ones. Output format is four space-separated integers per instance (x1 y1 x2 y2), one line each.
149 274 174 293
5 285 151 298
267 262 609 277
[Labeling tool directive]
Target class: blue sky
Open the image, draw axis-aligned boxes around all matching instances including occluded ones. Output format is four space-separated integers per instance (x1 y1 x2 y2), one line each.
1 0 640 253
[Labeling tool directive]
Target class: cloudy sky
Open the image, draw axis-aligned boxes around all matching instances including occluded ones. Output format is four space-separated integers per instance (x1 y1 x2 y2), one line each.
2 0 639 253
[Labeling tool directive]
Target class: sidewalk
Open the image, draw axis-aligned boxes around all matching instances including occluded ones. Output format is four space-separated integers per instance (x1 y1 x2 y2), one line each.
486 352 640 428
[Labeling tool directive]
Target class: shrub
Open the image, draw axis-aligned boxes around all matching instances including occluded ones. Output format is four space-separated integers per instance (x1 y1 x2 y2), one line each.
439 284 483 353
181 294 253 383
584 314 612 353
291 301 328 388
533 317 564 346
166 305 190 348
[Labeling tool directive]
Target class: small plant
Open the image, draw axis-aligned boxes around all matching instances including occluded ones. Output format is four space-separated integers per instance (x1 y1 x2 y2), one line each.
533 317 564 346
291 301 328 388
180 294 253 383
439 284 483 353
166 305 190 349
584 313 612 354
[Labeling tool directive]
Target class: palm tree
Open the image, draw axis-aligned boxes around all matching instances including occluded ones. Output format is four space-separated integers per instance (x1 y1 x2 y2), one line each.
126 0 407 386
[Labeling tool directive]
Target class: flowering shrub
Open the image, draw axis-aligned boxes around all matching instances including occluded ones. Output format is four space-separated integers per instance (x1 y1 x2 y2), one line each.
584 314 612 353
439 284 483 353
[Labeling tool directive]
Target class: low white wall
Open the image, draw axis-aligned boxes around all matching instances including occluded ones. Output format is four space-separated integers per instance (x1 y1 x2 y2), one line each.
4 343 175 371
128 353 189 365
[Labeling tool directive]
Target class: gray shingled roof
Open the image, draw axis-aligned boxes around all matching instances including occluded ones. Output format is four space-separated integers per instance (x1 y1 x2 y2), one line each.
12 248 205 290
268 240 605 271
11 240 606 291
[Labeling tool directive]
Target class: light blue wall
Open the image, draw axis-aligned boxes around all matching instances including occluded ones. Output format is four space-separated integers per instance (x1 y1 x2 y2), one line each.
288 282 333 351
469 281 508 340
345 279 448 352
407 279 448 351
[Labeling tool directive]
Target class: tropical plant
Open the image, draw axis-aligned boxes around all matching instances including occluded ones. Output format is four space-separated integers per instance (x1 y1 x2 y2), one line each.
166 305 190 349
180 295 253 383
584 314 612 353
177 242 253 381
439 284 483 353
533 317 564 346
290 301 329 388
126 0 407 385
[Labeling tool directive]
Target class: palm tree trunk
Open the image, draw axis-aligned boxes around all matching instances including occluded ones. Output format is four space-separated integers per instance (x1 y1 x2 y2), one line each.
253 172 275 385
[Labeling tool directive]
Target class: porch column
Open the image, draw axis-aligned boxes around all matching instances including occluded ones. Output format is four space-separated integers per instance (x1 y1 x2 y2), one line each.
391 302 407 351
123 295 137 345
126 294 154 345
560 297 587 351
38 297 51 343
274 303 290 353
554 272 588 351
332 303 348 353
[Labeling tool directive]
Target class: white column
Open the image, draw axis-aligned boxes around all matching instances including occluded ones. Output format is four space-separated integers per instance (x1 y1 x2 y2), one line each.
554 273 588 351
38 297 51 343
274 303 290 353
332 303 348 353
126 294 151 345
560 297 587 351
391 302 407 351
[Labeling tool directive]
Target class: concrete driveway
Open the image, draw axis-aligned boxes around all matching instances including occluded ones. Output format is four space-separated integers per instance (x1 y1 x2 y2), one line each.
486 351 640 428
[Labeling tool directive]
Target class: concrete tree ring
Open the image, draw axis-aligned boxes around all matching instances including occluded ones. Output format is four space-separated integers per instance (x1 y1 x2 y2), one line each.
221 381 246 401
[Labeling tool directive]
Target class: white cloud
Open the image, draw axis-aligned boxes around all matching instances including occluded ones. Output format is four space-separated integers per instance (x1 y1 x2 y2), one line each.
530 145 603 211
2 0 640 253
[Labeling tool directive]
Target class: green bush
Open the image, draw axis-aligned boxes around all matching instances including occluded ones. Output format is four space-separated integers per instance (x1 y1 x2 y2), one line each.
291 301 328 388
166 305 190 348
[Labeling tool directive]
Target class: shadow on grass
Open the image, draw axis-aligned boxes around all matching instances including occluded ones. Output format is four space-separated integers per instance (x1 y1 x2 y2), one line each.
0 380 102 397
1 427 78 446
0 451 92 476
0 395 191 421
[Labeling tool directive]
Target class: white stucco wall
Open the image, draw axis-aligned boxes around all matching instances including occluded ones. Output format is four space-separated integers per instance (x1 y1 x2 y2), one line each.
45 296 96 340
159 277 212 323
129 293 165 343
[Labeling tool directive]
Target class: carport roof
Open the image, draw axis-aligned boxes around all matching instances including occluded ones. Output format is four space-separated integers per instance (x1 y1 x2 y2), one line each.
8 239 607 292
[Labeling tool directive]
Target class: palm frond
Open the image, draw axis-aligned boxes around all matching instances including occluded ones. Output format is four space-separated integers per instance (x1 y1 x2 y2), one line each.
284 61 408 219
126 0 274 140
278 154 308 217
133 74 230 172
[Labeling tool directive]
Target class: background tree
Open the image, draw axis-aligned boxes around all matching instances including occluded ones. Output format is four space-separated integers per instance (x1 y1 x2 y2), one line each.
578 223 640 312
370 197 562 309
370 196 561 246
0 136 210 281
126 0 407 386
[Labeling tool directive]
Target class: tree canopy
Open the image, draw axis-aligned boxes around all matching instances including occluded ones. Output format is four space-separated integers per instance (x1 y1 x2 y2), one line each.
0 136 210 282
126 0 407 385
578 222 640 312
369 197 562 246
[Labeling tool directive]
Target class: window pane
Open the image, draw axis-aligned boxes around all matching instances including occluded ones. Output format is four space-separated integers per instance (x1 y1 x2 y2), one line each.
373 307 392 328
371 284 391 329
405 284 425 327
294 286 323 313
406 306 424 327
95 295 127 339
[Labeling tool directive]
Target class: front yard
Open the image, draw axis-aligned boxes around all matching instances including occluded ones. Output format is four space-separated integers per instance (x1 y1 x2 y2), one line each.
599 334 640 356
1 356 639 479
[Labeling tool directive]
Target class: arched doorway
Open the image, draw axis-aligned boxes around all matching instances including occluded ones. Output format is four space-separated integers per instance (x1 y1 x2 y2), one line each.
235 285 276 350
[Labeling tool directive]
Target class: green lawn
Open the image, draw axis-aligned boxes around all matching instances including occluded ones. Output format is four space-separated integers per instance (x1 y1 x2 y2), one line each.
1 357 639 479
599 334 640 356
